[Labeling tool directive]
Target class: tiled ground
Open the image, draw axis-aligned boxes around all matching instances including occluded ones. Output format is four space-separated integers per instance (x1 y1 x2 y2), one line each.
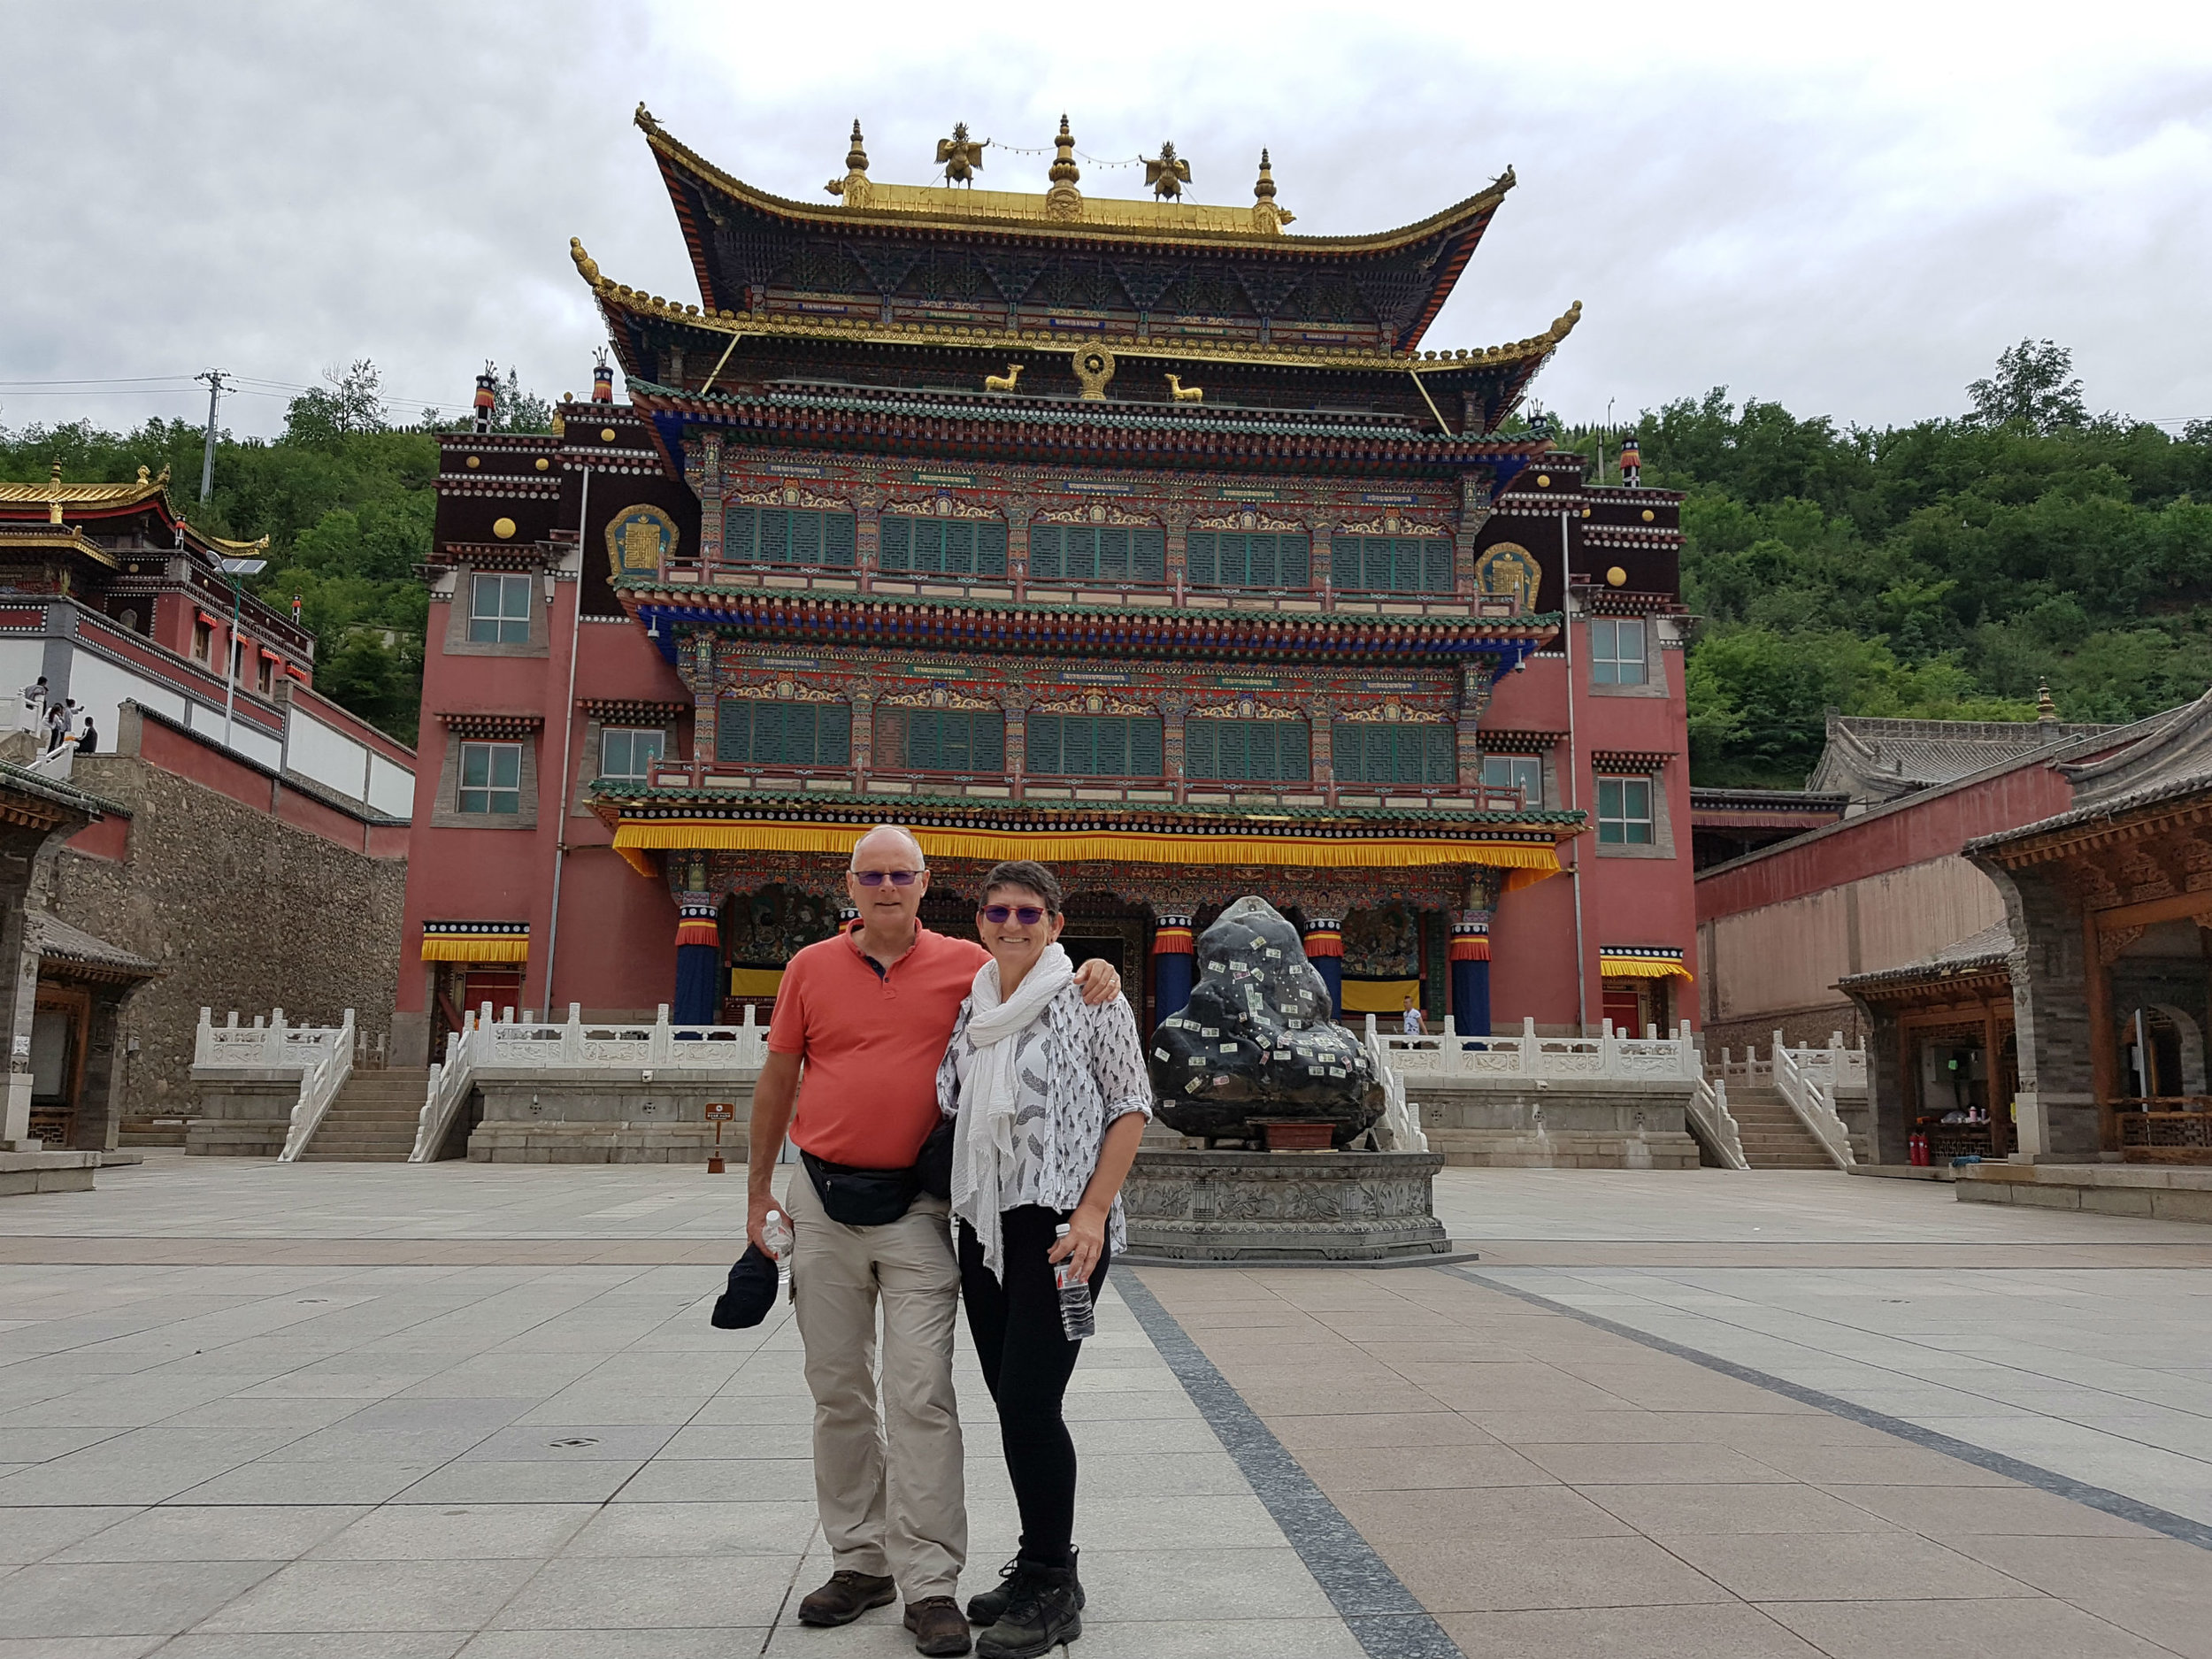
1 1157 2208 1657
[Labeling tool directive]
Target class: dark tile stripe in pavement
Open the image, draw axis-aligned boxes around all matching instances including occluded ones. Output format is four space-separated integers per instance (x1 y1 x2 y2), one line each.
0 1239 750 1266
1115 1268 1464 1659
1448 1265 2212 1554
1137 1263 2212 1659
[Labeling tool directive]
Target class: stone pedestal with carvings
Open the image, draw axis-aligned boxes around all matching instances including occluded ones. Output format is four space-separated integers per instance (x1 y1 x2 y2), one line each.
1120 1148 1453 1263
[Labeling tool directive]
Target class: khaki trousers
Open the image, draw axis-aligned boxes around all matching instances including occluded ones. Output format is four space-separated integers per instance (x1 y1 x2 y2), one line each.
785 1169 967 1599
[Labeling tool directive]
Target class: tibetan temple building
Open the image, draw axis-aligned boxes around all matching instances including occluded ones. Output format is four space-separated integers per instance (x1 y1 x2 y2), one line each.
392 108 1695 1065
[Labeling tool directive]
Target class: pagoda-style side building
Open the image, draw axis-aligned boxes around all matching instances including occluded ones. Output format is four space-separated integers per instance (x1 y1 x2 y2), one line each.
393 109 1694 1069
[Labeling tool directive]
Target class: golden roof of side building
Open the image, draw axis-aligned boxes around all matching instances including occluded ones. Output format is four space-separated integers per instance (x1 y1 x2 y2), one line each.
0 463 171 509
636 104 1517 255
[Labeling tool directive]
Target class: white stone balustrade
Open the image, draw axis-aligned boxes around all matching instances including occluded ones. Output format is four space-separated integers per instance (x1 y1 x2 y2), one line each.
1374 1016 1705 1083
411 1004 768 1163
194 1007 353 1071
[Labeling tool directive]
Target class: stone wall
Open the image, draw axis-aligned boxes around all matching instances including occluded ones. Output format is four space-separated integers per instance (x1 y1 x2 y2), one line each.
1411 1076 1701 1168
46 755 405 1124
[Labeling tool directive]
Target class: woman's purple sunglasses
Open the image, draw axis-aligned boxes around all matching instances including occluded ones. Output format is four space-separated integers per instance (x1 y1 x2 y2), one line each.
980 904 1048 926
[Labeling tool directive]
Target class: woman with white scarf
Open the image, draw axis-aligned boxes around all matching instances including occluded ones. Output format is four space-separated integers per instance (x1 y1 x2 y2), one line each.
935 859 1150 1658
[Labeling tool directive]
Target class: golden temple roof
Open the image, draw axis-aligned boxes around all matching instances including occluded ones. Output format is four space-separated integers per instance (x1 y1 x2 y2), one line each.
637 104 1514 256
572 239 1581 379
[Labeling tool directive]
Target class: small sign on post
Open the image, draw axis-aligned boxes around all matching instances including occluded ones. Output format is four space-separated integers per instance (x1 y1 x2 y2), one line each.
705 1102 735 1174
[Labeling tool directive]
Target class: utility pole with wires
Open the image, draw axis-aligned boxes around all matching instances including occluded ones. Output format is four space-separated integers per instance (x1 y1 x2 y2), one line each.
194 370 230 501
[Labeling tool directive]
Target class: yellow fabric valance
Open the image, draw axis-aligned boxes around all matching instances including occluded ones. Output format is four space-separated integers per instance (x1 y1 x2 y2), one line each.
728 967 787 997
611 818 1563 882
1341 978 1423 1015
421 935 529 964
1598 954 1693 981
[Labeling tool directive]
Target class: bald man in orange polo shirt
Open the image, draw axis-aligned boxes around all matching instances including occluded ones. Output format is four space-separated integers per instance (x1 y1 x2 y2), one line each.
749 825 1121 1656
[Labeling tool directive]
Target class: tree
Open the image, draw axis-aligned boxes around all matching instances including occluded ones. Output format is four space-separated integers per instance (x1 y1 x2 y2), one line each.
1967 339 2087 434
491 365 552 434
285 359 388 448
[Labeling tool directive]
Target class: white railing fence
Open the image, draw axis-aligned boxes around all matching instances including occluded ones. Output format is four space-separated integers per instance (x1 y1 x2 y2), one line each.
1717 1033 1868 1092
196 1006 353 1071
1374 1016 1704 1084
410 1002 769 1164
1687 1074 1748 1170
1772 1032 1858 1169
278 1011 356 1162
1359 1016 1428 1152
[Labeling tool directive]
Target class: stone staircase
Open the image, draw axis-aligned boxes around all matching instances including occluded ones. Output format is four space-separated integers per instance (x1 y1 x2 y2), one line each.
1724 1083 1839 1170
297 1069 429 1162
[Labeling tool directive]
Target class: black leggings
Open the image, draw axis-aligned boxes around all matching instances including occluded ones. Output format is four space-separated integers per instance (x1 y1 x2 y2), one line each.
956 1205 1110 1571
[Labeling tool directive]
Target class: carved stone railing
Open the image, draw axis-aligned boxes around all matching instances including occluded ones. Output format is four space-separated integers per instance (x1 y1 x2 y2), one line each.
1717 1034 1867 1092
410 1003 769 1163
192 1008 358 1163
1773 1030 1857 1169
1374 1016 1704 1084
1686 1075 1748 1170
1359 1016 1427 1152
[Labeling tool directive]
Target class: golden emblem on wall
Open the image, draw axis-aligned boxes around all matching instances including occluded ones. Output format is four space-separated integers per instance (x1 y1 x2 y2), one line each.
1476 542 1541 608
1071 345 1116 401
606 504 680 577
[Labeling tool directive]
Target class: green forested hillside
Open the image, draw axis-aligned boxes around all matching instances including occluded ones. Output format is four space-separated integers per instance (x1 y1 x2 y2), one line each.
0 364 546 745
1547 345 2212 787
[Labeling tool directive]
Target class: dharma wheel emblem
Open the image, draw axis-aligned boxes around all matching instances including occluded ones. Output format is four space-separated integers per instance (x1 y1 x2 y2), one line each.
1072 346 1116 401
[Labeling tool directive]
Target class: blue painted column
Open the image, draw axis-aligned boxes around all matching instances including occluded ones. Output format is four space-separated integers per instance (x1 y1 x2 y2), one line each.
672 900 721 1027
1451 911 1492 1037
1302 916 1344 1019
1152 913 1194 1020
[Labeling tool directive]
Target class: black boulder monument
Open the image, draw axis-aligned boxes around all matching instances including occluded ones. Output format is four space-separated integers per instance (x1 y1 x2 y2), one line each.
1148 896 1383 1148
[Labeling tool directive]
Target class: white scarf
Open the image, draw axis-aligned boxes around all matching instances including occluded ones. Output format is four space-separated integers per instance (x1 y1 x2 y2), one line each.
951 942 1074 1280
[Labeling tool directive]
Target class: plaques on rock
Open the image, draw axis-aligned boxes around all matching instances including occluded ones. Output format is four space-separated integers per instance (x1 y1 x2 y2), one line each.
1148 896 1382 1148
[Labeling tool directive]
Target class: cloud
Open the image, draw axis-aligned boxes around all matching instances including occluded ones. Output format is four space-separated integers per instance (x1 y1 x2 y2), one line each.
4 0 2208 441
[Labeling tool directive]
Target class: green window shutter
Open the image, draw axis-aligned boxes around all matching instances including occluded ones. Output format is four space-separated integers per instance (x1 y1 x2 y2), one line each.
1100 527 1129 580
758 510 789 565
1284 721 1310 780
1423 538 1452 592
904 709 937 772
824 511 855 567
1187 532 1217 586
716 699 744 763
1425 726 1455 783
1025 714 1056 774
1132 717 1162 775
1185 718 1216 778
790 512 821 565
1333 538 1358 589
1331 723 1360 781
819 703 851 767
1029 523 1060 580
726 507 755 562
1284 534 1310 588
1065 717 1097 775
975 710 1004 769
979 521 1007 578
1136 527 1165 582
880 515 911 572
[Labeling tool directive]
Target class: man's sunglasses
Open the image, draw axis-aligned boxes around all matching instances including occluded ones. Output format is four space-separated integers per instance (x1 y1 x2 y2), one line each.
851 869 924 887
980 904 1048 926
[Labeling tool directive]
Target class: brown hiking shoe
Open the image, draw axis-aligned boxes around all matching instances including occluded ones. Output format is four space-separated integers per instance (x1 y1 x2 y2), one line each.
797 1570 895 1626
904 1596 973 1655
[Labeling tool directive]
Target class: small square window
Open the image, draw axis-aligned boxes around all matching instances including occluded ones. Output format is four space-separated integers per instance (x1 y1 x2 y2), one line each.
1590 617 1647 685
599 727 664 784
191 618 211 664
1481 754 1543 808
1596 775 1655 844
458 741 523 814
468 573 534 644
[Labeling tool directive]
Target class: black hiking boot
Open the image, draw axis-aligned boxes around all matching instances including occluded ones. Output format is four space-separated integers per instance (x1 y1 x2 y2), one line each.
965 1550 1084 1626
975 1560 1081 1658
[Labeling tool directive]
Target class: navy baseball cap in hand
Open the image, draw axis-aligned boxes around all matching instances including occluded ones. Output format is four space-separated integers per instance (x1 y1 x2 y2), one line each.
710 1245 780 1329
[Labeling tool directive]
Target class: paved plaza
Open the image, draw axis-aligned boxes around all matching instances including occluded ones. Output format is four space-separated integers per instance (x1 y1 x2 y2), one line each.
2 1160 2210 1657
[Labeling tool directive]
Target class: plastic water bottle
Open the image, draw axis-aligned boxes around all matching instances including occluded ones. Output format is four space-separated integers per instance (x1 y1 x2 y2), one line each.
1054 1223 1096 1340
761 1209 794 1260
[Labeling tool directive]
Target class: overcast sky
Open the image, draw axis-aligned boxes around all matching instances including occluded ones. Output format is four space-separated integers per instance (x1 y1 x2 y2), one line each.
5 1 2210 442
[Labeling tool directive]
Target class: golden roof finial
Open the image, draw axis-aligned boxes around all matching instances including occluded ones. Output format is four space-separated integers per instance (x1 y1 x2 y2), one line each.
136 465 150 484
570 237 603 288
1251 148 1295 233
827 119 875 204
634 102 659 134
1045 115 1083 220
1048 115 1079 184
2038 678 2058 723
48 460 63 525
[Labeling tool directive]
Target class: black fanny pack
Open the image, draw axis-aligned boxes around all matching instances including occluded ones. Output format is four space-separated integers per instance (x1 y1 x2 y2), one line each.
803 1118 956 1226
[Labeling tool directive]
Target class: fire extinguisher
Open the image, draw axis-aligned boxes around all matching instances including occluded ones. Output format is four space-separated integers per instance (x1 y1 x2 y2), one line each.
1909 1131 1928 1166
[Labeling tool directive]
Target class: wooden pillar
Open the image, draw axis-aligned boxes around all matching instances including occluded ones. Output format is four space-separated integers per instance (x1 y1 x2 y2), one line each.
2086 910 2118 1151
